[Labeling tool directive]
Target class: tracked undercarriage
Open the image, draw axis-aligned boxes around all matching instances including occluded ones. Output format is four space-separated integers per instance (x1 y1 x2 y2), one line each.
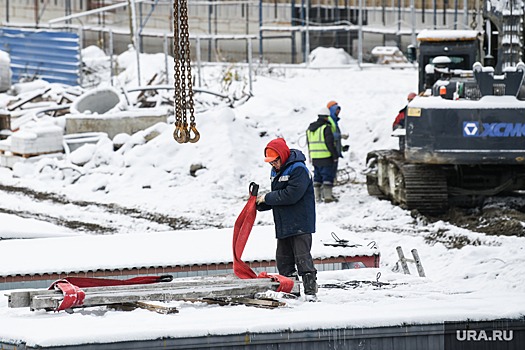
366 148 525 215
366 150 448 215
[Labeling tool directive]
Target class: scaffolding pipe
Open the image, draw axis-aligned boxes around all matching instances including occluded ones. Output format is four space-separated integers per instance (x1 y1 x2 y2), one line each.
358 0 363 68
109 29 114 86
305 0 310 65
49 0 148 24
411 0 416 46
433 0 437 28
463 0 468 28
130 0 142 86
196 37 203 87
164 33 170 84
259 0 263 61
248 38 253 95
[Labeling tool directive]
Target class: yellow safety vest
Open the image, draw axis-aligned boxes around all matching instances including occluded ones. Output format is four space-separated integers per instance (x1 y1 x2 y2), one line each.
307 125 331 159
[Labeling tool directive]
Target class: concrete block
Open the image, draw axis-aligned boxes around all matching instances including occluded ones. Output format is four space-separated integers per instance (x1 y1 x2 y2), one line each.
10 125 64 155
65 108 169 139
64 132 108 153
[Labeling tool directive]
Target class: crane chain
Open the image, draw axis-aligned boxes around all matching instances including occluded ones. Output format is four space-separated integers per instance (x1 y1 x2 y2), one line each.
173 0 200 144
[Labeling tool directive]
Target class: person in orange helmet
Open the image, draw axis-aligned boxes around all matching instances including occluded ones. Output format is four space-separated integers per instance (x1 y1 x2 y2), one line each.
326 100 349 188
392 92 417 152
392 92 417 130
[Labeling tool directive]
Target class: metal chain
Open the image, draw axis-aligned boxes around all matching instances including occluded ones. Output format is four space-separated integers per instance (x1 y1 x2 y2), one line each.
173 0 199 143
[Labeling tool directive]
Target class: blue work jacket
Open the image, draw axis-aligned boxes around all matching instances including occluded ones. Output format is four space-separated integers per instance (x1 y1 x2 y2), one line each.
257 149 316 239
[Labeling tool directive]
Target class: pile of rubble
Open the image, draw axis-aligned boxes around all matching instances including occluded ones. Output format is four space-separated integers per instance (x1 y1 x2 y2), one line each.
0 79 173 169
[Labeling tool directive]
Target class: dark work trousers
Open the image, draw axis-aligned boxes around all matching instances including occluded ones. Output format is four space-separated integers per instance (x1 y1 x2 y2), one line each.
276 233 317 277
313 165 334 185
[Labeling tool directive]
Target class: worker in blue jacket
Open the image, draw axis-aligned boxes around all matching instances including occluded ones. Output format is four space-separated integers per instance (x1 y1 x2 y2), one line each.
256 137 318 302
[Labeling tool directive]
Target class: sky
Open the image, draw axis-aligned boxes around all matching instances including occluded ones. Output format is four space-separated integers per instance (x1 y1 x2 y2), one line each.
0 46 524 348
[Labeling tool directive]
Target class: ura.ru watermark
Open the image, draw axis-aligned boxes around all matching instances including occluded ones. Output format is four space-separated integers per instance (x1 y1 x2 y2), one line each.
456 329 513 342
445 319 524 350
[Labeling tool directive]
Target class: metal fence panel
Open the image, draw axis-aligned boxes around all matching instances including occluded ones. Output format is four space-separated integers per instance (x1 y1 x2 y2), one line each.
0 27 80 86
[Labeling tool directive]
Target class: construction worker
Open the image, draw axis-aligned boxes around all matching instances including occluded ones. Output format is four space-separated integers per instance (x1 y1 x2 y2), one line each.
392 92 417 151
326 100 349 183
392 92 417 130
256 137 318 302
306 107 339 203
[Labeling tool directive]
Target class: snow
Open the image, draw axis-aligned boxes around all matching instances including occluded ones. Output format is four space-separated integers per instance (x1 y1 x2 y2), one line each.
0 223 376 276
417 29 480 41
0 46 524 347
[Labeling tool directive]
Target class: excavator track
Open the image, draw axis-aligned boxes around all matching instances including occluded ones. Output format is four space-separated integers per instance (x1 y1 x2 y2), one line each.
366 151 449 215
402 164 449 215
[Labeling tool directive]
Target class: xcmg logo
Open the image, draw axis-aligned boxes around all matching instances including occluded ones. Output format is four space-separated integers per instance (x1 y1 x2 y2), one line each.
463 121 525 137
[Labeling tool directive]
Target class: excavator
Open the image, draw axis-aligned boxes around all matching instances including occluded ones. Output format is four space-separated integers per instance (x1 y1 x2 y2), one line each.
365 0 525 214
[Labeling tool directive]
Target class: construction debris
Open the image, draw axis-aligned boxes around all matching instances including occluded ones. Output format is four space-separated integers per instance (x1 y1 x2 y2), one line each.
6 275 297 313
395 246 426 277
108 301 179 314
9 124 63 157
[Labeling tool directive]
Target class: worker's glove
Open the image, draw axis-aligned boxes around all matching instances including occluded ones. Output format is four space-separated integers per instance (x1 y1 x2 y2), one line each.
341 133 349 140
342 145 350 152
256 194 266 204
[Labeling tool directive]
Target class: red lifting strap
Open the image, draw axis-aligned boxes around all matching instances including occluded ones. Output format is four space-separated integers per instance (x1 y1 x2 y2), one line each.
49 279 86 312
56 275 172 288
48 275 173 312
232 183 294 293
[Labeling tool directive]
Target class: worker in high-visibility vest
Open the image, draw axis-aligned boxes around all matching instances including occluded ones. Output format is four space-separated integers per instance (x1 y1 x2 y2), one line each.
306 107 339 203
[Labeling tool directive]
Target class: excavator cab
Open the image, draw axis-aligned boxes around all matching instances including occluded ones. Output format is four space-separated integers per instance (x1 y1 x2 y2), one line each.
416 30 481 94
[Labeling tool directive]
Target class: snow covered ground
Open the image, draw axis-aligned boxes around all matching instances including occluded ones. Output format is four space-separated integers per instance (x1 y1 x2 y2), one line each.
0 47 523 347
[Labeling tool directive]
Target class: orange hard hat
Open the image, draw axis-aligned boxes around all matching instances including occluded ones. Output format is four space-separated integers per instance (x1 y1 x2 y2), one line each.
407 92 417 100
327 100 338 109
264 148 279 162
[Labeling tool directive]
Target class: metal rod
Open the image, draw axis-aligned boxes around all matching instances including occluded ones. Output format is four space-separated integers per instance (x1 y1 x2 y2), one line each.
49 0 148 24
305 0 310 65
130 0 142 86
109 29 114 86
358 0 363 68
196 37 202 87
248 38 253 95
463 0 468 28
411 249 426 277
396 246 411 274
433 0 437 28
259 0 263 62
164 33 169 84
410 0 416 47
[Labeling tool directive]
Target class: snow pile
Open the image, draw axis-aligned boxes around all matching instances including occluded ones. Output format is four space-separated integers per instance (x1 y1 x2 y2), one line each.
309 47 356 66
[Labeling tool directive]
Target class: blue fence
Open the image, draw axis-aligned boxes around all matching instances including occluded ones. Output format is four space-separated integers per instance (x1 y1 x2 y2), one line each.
0 27 80 86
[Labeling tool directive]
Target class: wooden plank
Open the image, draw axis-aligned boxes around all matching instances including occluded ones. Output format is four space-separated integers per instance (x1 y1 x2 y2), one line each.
181 297 285 309
7 88 51 111
108 301 178 314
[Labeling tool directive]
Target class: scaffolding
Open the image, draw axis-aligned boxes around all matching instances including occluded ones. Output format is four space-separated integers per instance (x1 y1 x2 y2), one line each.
0 0 481 64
